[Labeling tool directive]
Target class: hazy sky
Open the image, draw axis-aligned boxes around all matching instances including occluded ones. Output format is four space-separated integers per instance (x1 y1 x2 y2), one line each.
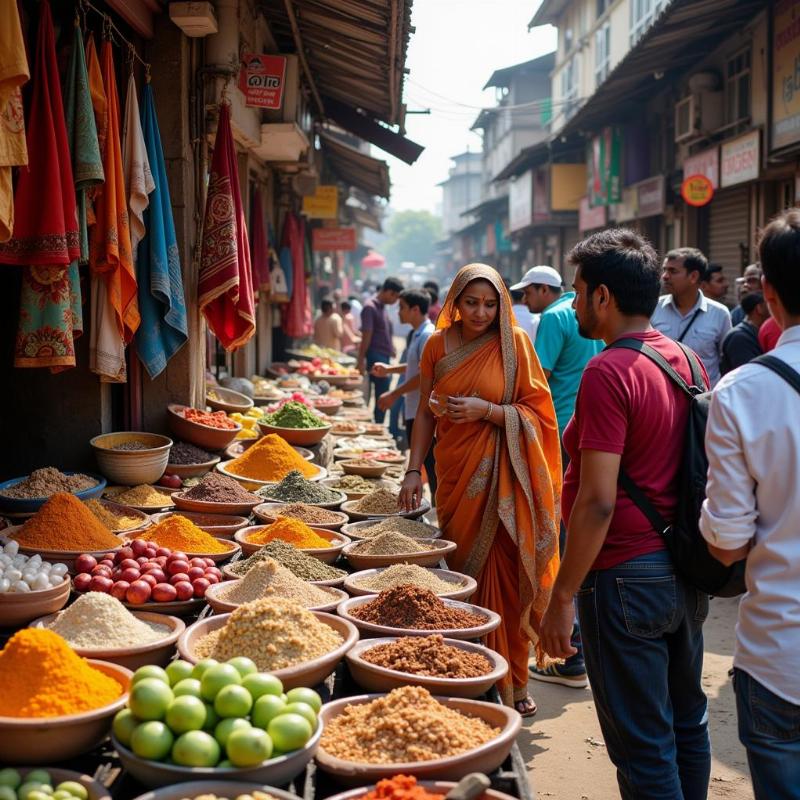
384 0 556 213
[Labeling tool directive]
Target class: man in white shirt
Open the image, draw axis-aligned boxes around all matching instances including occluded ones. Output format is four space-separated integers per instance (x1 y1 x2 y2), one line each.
700 208 800 800
651 247 731 385
510 287 540 342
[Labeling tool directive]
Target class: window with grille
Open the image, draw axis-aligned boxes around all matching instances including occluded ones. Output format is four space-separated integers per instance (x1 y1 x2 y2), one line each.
726 49 751 125
630 0 666 46
595 22 611 86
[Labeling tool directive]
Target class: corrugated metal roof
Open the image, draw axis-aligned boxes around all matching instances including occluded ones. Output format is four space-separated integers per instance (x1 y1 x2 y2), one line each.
319 131 391 199
483 52 556 90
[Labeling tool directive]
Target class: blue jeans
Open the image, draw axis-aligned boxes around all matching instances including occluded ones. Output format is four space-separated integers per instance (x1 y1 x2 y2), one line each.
366 349 392 423
577 551 711 800
734 668 800 800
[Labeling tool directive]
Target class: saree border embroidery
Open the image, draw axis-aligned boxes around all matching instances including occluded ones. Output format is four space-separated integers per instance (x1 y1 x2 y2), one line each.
463 435 502 577
434 329 494 383
466 454 493 499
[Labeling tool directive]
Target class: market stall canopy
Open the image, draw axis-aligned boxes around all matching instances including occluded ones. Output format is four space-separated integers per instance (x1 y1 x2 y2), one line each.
319 131 390 199
361 250 386 268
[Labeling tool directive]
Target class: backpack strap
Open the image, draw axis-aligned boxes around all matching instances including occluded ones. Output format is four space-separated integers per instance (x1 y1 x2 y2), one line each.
752 354 800 396
605 337 705 395
617 468 671 536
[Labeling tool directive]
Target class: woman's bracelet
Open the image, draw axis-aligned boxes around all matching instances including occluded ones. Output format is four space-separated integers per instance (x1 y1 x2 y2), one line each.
405 468 422 476
483 401 493 420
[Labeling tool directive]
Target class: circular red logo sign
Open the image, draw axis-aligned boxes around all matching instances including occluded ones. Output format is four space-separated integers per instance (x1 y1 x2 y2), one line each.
681 174 714 207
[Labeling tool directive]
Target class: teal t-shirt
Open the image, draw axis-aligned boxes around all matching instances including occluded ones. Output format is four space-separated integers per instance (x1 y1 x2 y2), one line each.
534 292 604 433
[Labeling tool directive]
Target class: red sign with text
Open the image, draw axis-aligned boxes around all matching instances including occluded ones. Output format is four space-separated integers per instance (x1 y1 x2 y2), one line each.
312 228 357 252
239 54 287 109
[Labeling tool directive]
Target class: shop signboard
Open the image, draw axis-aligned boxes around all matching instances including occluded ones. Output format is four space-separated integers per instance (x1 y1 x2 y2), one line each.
609 187 638 222
720 130 760 187
302 185 338 219
589 126 622 206
681 175 715 207
636 175 665 218
239 54 288 109
552 164 587 211
311 227 356 252
579 197 607 232
772 0 800 151
683 147 719 188
509 170 533 232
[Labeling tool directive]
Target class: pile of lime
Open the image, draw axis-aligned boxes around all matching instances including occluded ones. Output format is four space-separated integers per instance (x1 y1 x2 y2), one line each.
0 770 89 800
112 658 321 769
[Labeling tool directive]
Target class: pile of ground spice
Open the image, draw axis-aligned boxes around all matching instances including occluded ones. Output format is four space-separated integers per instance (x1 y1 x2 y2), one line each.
353 564 465 594
267 502 343 525
114 484 174 507
226 434 318 482
360 634 493 678
351 488 400 515
245 517 332 549
319 685 499 764
328 475 384 493
350 585 488 630
169 442 214 464
183 407 237 429
356 518 436 539
0 467 97 499
193 596 343 670
361 776 445 800
218 558 336 607
260 401 328 429
84 499 143 531
182 472 258 503
45 592 170 649
351 532 427 555
228 540 346 580
12 493 120 551
138 515 230 553
259 470 341 504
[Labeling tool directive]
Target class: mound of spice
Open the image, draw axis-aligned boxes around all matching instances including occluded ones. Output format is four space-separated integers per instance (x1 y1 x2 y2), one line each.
344 458 382 467
259 470 341 504
360 634 493 678
228 540 346 581
0 467 98 499
351 532 427 555
218 558 336 607
44 591 170 649
353 564 465 595
265 502 343 525
183 407 238 429
329 475 383 493
12 493 120 551
0 628 123 717
138 514 230 553
351 488 400 515
182 472 259 503
350 585 488 630
85 499 143 531
114 484 174 507
246 517 332 549
319 685 499 763
226 434 318 482
169 441 214 465
193 596 343 670
362 776 445 800
260 401 328 429
356 518 436 539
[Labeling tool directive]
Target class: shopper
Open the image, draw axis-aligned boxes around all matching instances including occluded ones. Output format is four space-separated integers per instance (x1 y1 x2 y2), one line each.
339 301 361 354
510 288 539 343
731 264 763 325
540 228 711 800
313 299 343 351
399 263 562 716
424 280 442 322
758 314 782 352
701 262 729 302
701 208 800 800
720 292 768 375
357 277 403 423
652 247 731 386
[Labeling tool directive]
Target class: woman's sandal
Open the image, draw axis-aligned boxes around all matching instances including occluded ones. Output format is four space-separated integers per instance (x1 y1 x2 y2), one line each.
514 695 537 717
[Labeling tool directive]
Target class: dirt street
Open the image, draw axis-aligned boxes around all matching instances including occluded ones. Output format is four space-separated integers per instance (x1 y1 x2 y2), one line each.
522 596 753 799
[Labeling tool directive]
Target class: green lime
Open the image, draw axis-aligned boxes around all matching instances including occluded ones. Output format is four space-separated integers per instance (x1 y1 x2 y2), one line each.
165 695 207 734
214 717 251 748
112 708 139 747
130 720 174 761
226 656 258 677
241 673 282 700
128 678 174 721
23 775 50 789
190 658 219 680
251 694 286 730
18 784 45 800
165 659 195 687
51 792 72 800
0 787 16 800
281 702 317 730
54 783 86 800
213 684 253 718
171 730 221 767
200 663 241 701
267 713 313 752
225 727 272 767
131 665 170 686
26 791 51 800
285 687 322 713
0 770 21 790
172 678 203 698
202 702 220 731
217 760 234 769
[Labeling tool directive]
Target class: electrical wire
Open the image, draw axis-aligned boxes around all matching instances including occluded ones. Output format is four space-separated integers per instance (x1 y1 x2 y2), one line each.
79 0 151 74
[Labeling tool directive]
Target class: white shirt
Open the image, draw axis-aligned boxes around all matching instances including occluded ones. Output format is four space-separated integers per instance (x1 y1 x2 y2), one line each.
700 325 800 705
348 298 363 330
651 291 731 386
403 319 435 419
512 304 540 343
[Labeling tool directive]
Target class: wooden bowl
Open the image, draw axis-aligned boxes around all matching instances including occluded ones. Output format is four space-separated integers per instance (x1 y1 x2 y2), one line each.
344 567 477 601
336 595 501 640
256 488 346 510
216 461 327 493
30 611 185 671
164 456 221 479
341 519 441 540
13 768 112 800
339 460 388 478
171 490 261 516
167 404 241 451
90 433 173 486
0 575 70 627
150 511 249 539
341 538 455 571
315 694 521 783
129 781 299 800
234 525 350 563
256 421 332 446
252 502 348 531
0 660 131 763
205 580 348 614
340 499 431 522
0 473 107 516
177 611 359 689
206 387 254 414
345 637 508 698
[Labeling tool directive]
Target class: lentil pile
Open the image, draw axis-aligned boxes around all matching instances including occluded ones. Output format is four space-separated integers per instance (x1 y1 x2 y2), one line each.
354 564 465 594
260 401 327 429
226 434 318 481
319 685 499 763
0 467 97 499
85 499 143 531
114 484 174 507
350 585 488 630
182 472 258 503
246 517 332 549
45 591 170 649
138 515 230 553
356 518 436 539
351 488 400 515
259 470 340 504
228 540 346 581
193 596 343 670
351 532 427 555
169 442 214 464
267 502 343 525
218 558 336 607
360 635 493 678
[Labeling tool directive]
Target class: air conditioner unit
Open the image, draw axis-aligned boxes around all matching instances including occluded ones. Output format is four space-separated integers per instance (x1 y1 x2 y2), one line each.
675 95 698 142
675 89 724 143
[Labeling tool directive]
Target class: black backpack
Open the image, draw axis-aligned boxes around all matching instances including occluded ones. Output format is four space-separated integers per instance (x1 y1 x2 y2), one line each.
606 338 746 597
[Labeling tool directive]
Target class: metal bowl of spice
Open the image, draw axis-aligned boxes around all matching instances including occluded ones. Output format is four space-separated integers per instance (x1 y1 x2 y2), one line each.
345 635 509 698
235 524 351 564
90 432 173 486
344 565 476 601
253 502 349 531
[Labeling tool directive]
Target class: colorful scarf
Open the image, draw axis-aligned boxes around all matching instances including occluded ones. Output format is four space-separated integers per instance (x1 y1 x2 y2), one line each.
122 74 153 261
135 83 188 378
250 189 270 294
199 103 255 351
281 212 309 338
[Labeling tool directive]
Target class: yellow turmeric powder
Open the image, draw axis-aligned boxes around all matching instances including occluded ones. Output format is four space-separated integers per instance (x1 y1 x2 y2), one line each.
0 629 123 717
138 515 230 553
246 516 332 549
226 434 317 481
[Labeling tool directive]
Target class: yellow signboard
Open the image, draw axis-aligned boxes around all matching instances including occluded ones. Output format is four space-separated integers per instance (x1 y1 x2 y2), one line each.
302 185 338 219
551 164 587 211
772 0 800 151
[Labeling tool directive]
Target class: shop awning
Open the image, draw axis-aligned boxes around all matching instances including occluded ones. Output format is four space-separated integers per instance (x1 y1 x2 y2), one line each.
346 205 383 232
493 141 551 182
461 194 508 219
319 131 391 199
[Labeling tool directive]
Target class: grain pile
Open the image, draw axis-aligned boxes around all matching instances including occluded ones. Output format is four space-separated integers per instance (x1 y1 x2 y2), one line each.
228 540 346 581
353 564 465 595
355 518 436 539
351 488 399 515
360 635 493 678
350 532 427 555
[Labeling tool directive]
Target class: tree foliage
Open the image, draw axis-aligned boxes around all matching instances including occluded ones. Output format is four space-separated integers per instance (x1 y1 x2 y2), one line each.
384 210 441 267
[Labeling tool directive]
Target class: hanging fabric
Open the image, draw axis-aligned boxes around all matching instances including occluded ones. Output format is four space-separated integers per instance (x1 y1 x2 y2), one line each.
0 0 29 242
281 212 309 338
198 102 255 351
269 222 289 303
250 189 270 296
135 82 188 378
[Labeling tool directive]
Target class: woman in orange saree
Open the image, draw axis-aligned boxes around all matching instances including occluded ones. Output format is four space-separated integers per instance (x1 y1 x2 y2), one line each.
399 264 562 714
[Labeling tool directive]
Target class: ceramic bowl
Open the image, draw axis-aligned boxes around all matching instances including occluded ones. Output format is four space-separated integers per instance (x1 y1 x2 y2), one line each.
204 580 349 614
90 433 173 486
256 488 346 510
311 399 343 416
341 537 456 570
336 595 501 640
340 519 441 540
0 472 107 515
234 525 351 563
252 502 347 531
30 611 185 671
340 498 431 522
150 511 249 539
164 456 221 479
216 461 327 493
171 489 261 516
103 485 178 512
315 694 521 783
13 768 112 800
0 575 71 627
206 387 254 414
0 660 131 763
343 567 477 601
339 460 388 478
167 404 242 451
256 421 332 446
177 611 359 689
129 781 300 800
345 636 508 698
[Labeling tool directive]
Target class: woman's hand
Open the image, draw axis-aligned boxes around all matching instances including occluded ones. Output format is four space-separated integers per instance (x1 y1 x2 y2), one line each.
446 396 490 424
398 471 424 511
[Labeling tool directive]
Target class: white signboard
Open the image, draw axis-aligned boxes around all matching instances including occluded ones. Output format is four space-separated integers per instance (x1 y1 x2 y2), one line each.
721 131 760 188
509 170 533 233
683 147 719 189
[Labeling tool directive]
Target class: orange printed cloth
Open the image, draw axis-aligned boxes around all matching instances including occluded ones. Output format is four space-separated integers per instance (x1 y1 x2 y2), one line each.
420 263 562 704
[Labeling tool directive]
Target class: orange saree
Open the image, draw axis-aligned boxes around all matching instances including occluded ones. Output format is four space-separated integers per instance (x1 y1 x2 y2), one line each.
419 265 562 704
